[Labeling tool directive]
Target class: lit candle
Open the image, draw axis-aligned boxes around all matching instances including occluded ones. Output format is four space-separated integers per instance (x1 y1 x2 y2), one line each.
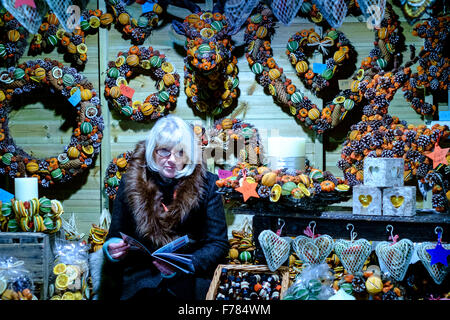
14 177 38 202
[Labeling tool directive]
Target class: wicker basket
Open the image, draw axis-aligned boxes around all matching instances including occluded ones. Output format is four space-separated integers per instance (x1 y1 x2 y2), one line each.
205 264 290 300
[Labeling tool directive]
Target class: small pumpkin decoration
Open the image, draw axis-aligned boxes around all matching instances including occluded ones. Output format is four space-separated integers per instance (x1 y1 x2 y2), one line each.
320 180 336 192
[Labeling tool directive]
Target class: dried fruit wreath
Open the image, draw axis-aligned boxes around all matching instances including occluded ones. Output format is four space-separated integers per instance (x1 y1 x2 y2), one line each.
29 1 164 67
172 5 240 117
243 3 404 134
104 45 180 121
338 14 450 211
0 6 29 66
103 118 263 200
0 59 104 188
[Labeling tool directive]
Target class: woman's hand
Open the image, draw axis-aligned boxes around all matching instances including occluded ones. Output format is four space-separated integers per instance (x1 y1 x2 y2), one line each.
153 259 177 276
107 240 130 260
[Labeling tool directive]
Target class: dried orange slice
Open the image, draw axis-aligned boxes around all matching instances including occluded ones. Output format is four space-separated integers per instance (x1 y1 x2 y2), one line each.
50 295 61 300
55 274 69 290
270 184 282 202
73 291 83 300
53 263 67 275
297 183 311 197
115 56 125 67
161 62 174 73
62 292 75 300
336 184 350 192
65 265 79 282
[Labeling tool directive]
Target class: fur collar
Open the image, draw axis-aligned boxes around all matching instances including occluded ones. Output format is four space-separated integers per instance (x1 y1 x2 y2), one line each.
124 141 207 247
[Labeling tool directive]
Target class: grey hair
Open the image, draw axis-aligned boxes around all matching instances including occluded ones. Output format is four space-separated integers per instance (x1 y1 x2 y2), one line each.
145 115 200 178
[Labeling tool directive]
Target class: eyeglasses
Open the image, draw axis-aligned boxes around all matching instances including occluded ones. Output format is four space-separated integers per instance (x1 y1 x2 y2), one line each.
155 148 185 159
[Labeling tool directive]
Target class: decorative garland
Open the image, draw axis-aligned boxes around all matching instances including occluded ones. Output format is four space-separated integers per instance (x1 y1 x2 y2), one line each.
285 27 355 97
0 58 104 188
175 10 240 116
0 6 29 66
107 0 164 45
104 45 180 121
402 16 449 115
30 10 114 67
216 161 350 209
104 150 132 200
0 197 63 233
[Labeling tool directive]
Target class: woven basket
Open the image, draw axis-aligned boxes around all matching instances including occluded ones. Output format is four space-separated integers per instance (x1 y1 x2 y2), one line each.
205 264 290 300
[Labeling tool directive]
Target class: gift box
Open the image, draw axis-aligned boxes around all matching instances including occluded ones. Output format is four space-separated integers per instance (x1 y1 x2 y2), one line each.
382 186 417 217
352 185 382 216
363 157 404 187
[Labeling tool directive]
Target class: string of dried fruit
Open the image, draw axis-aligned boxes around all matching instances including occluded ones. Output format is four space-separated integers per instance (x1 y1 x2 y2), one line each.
402 16 449 116
244 4 327 134
104 150 132 200
107 0 163 45
173 10 240 116
104 45 180 121
215 161 350 205
0 58 104 188
200 118 264 166
285 27 355 97
0 6 29 66
227 229 256 264
29 9 114 67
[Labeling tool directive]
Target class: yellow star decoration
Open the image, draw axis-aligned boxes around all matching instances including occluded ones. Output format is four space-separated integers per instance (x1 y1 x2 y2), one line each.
235 179 260 202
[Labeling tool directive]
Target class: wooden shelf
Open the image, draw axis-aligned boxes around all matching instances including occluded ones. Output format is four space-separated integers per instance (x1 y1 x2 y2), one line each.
230 206 450 242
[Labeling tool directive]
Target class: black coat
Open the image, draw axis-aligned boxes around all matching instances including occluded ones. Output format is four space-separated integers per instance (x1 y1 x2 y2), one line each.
99 146 229 300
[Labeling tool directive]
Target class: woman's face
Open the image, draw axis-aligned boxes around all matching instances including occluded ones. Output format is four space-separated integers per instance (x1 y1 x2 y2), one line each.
154 145 186 178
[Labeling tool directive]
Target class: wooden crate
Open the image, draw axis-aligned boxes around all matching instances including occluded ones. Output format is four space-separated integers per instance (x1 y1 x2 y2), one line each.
205 264 290 300
0 232 54 300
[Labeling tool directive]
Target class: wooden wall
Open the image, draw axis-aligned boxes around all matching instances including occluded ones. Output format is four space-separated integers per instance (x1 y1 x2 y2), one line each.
3 0 445 237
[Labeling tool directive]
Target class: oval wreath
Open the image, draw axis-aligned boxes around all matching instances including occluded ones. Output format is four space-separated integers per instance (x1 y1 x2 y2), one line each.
0 5 29 66
104 45 180 121
0 58 104 188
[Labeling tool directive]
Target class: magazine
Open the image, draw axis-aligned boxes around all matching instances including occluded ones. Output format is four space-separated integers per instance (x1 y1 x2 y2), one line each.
119 232 195 274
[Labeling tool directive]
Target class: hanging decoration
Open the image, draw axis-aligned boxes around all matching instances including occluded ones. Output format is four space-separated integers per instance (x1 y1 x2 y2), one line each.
224 0 259 33
258 220 290 271
172 4 240 117
333 224 372 275
104 45 180 122
107 0 164 45
285 27 355 98
1 0 45 33
417 227 450 285
296 0 325 24
270 0 304 25
0 5 29 66
293 221 334 266
103 150 132 200
312 0 348 28
0 58 104 188
398 0 436 24
375 225 414 282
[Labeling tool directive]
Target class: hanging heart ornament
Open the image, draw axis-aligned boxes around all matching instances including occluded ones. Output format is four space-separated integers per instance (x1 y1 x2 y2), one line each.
334 239 372 274
293 234 334 265
258 230 290 271
417 242 450 285
375 239 414 281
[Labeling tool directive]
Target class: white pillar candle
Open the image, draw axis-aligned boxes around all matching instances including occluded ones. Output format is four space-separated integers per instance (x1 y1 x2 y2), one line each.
267 137 306 157
14 177 39 202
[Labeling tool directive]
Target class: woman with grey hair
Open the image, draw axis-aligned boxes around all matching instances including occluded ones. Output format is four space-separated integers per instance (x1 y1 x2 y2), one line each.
99 115 229 300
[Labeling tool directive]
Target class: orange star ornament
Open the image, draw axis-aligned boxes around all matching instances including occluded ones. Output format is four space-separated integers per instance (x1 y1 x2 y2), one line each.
426 143 450 169
235 179 260 202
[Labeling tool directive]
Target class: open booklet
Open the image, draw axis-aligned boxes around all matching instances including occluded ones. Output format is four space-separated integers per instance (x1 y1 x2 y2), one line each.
119 232 195 274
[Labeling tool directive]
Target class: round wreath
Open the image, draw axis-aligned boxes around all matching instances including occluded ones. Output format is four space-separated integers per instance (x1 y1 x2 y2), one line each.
30 9 116 67
0 6 29 66
107 0 164 45
286 28 355 97
104 45 180 121
179 10 240 116
0 58 104 188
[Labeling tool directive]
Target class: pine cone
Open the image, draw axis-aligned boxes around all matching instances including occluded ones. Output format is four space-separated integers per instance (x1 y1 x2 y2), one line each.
251 39 263 60
378 40 391 62
331 105 342 127
274 80 288 104
60 159 82 170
